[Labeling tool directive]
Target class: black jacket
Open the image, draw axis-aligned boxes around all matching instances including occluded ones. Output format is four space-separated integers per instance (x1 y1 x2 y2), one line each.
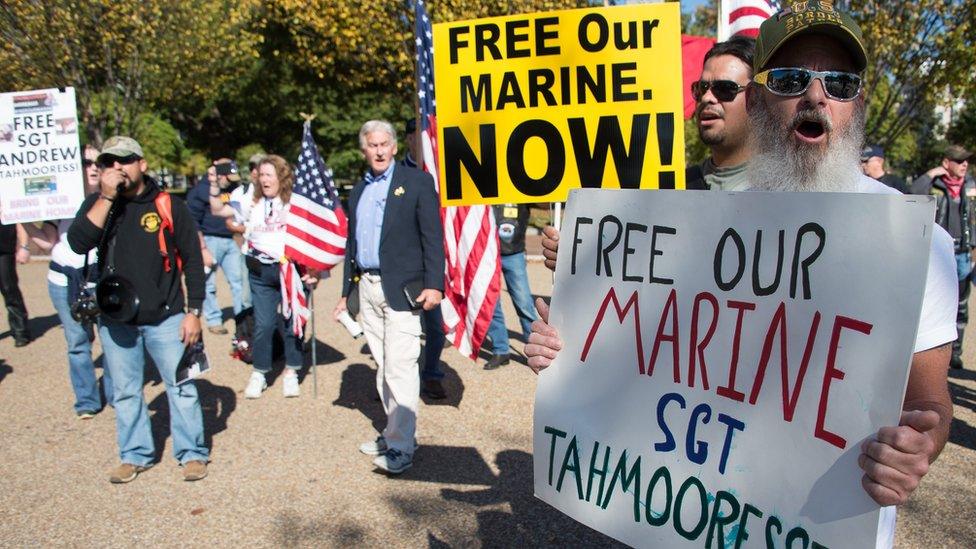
492 203 528 256
186 179 237 238
68 178 205 324
911 173 976 252
342 165 444 312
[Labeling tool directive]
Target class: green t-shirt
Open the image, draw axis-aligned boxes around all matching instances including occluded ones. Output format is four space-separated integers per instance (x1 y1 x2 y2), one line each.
701 158 750 191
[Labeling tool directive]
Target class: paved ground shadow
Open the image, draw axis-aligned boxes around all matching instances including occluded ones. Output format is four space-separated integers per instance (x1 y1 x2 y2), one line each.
308 336 346 367
272 510 367 546
385 445 495 485
333 362 386 433
0 359 11 385
420 362 466 408
949 372 976 451
0 313 60 342
147 379 237 460
439 449 623 547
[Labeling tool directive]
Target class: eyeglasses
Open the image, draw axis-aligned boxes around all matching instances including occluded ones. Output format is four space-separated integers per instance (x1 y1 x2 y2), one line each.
691 80 747 102
753 67 862 101
97 155 141 169
82 159 95 168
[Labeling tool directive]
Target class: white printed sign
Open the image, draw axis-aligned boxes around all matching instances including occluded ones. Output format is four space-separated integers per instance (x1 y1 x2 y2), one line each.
534 189 936 548
0 87 83 224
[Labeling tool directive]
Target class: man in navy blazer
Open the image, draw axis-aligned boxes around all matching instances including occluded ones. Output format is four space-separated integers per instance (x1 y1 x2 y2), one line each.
334 119 444 474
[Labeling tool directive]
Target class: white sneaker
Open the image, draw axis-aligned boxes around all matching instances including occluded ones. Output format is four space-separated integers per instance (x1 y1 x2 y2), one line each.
244 371 267 399
282 371 300 398
373 448 413 474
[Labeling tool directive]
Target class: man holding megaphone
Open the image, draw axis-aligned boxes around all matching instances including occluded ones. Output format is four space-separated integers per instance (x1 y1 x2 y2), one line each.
67 135 210 484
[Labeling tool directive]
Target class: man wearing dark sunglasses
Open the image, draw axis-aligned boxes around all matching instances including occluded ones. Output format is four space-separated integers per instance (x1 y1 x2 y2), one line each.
67 135 210 483
860 144 907 194
540 37 758 271
690 36 755 191
911 144 975 371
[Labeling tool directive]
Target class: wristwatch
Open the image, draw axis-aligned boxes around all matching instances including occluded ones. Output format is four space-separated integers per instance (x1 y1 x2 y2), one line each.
187 308 202 317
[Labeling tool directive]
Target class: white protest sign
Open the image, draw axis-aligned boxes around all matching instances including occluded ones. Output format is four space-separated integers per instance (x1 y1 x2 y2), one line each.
534 189 937 548
0 87 83 224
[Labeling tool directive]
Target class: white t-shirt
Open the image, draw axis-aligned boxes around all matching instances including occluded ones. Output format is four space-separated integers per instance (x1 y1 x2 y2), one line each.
47 218 97 287
851 174 957 354
851 174 957 548
237 194 288 263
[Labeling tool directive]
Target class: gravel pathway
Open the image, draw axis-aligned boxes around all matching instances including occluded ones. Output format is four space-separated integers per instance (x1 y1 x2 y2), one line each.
0 260 972 547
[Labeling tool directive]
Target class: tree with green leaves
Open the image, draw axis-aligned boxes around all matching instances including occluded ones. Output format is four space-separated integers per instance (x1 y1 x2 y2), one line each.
0 0 260 149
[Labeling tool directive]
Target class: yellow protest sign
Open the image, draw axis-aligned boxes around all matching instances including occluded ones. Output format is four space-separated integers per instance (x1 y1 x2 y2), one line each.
433 3 684 207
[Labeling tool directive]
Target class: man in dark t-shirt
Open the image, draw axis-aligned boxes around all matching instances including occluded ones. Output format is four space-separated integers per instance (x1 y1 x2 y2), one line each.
861 144 907 193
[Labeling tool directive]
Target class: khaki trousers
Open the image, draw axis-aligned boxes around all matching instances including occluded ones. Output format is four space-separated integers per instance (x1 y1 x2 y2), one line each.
358 273 421 453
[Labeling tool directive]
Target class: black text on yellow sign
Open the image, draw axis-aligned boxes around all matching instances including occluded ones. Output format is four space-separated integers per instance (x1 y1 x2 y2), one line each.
433 4 684 206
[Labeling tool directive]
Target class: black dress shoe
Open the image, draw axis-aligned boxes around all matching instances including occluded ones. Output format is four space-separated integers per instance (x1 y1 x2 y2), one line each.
14 337 31 348
422 379 447 399
950 355 964 369
484 353 511 370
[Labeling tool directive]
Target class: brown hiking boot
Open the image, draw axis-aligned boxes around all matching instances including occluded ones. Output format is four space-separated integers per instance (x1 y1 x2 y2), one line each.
182 460 208 481
109 463 151 484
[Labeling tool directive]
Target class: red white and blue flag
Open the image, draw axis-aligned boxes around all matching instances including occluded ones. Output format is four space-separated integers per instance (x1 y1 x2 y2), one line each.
718 0 778 40
282 121 348 336
286 121 348 271
413 0 501 360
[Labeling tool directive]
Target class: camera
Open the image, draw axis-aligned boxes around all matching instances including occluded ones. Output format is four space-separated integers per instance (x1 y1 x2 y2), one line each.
70 288 100 322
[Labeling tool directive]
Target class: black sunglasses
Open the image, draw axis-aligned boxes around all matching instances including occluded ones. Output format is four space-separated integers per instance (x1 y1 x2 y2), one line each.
97 154 141 169
691 79 747 102
753 67 862 102
82 159 95 168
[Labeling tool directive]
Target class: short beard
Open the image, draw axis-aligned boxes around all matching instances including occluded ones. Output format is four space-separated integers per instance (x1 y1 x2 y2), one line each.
698 123 724 146
747 93 865 192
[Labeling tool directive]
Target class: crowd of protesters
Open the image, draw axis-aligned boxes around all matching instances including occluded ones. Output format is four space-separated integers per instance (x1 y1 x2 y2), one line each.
0 9 969 549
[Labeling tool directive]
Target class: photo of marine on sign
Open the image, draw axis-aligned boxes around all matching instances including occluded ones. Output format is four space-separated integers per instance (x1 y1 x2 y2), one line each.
433 4 684 206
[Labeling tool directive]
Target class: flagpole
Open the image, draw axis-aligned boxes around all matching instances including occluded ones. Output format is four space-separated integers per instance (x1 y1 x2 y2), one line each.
309 285 317 398
411 1 424 172
299 111 318 398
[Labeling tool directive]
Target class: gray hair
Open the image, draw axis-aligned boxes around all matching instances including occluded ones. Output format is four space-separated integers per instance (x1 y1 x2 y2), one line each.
359 120 397 149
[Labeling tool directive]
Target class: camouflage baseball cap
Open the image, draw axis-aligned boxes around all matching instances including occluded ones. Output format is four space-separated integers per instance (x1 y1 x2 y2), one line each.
97 136 144 161
755 2 867 73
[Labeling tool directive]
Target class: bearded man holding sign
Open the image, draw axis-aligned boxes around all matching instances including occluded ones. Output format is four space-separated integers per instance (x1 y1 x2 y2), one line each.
526 3 954 548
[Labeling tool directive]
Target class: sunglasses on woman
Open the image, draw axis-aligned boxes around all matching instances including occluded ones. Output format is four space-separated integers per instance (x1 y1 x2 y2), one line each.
690 80 747 103
753 67 862 101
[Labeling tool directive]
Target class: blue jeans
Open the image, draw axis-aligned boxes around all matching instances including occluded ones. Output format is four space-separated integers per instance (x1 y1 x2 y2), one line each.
98 313 208 466
48 280 112 412
203 235 246 327
249 264 304 373
956 252 973 281
486 252 538 354
422 306 446 380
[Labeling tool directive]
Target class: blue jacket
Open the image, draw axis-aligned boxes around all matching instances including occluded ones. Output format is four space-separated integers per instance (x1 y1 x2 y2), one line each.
186 181 236 238
342 165 444 312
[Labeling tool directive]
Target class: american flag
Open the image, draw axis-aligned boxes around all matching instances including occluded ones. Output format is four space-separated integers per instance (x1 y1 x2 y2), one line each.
281 120 348 336
413 0 501 360
285 120 348 271
718 0 778 40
